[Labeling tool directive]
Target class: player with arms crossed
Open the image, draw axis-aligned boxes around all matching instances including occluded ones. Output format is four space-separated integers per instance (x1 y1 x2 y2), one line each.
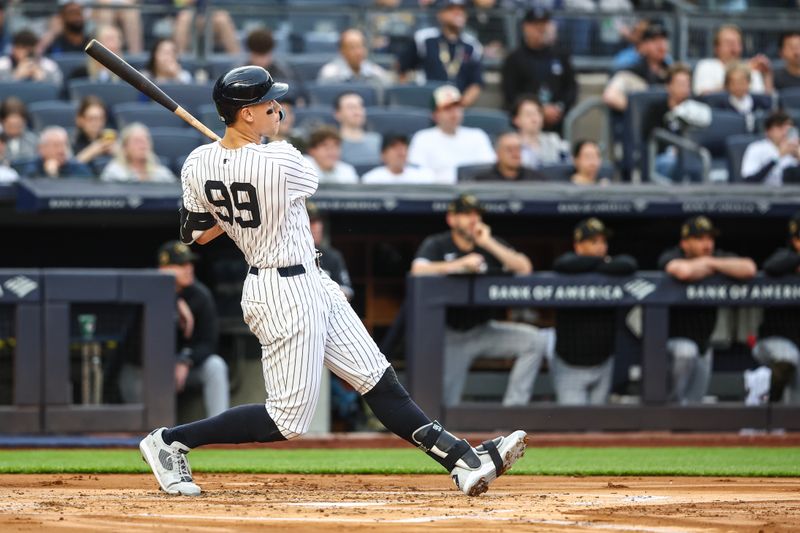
139 66 527 497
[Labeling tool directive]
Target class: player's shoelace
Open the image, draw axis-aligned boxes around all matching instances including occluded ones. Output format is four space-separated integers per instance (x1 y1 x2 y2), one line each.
172 450 193 483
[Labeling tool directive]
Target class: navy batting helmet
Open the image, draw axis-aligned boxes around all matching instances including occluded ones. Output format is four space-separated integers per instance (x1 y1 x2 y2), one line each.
213 66 289 125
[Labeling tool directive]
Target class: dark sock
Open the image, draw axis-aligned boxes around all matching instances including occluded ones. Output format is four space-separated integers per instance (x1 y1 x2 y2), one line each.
770 362 797 403
162 403 286 449
362 367 431 445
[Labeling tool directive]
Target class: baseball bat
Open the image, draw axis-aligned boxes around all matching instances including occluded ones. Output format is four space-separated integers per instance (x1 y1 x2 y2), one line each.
84 39 221 142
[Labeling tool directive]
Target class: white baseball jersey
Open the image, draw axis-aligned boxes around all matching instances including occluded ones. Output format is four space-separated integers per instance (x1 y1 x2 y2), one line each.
181 140 389 439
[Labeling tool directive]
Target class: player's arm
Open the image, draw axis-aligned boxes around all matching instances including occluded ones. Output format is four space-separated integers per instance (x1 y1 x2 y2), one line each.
664 257 715 282
474 224 532 275
707 256 757 280
179 204 221 245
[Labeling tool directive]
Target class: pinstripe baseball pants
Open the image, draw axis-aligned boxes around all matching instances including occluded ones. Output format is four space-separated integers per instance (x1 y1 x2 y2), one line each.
241 259 390 439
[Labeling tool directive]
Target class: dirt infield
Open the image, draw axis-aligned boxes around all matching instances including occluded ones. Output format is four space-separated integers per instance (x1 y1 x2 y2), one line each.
1 474 798 532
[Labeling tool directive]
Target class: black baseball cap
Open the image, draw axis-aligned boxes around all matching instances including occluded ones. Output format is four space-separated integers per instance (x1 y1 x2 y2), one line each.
448 193 484 214
573 217 612 242
438 0 467 9
789 212 800 239
681 215 719 239
641 23 669 41
307 201 322 221
158 240 199 267
523 6 552 23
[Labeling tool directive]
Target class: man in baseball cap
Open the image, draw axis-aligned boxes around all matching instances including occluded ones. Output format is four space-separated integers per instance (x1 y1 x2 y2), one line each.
659 216 756 404
749 212 800 405
407 85 495 184
551 218 637 405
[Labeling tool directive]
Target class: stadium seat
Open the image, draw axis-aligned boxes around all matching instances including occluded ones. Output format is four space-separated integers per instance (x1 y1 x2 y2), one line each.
28 100 77 132
384 83 444 108
725 133 760 182
621 89 667 181
198 104 227 137
689 111 749 182
699 91 774 112
113 102 188 130
779 87 800 110
354 162 379 177
147 127 205 174
294 106 337 129
303 32 339 54
68 79 144 109
457 163 494 182
0 81 60 105
463 108 512 137
365 107 432 137
538 163 575 182
286 55 329 82
156 83 214 114
51 52 88 80
206 55 241 80
307 82 378 107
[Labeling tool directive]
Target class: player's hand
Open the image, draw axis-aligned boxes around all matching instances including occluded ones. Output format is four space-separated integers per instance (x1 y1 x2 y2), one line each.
473 222 492 247
455 252 486 273
174 362 190 392
177 297 194 339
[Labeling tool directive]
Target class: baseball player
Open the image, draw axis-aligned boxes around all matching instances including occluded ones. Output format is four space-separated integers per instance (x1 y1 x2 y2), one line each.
139 66 526 497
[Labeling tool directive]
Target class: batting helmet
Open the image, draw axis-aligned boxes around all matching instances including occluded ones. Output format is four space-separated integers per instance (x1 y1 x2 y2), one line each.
213 66 288 125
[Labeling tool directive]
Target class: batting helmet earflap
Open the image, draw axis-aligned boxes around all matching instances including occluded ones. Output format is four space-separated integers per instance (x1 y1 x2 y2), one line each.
213 66 289 125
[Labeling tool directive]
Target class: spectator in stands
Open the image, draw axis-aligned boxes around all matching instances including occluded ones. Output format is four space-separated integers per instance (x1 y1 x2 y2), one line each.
511 95 567 168
92 0 143 54
43 1 91 55
120 241 229 417
603 23 670 112
304 126 359 184
73 95 116 175
407 84 495 184
100 123 175 183
611 19 650 71
73 24 124 82
318 29 393 87
333 92 382 167
0 4 8 55
267 96 307 152
775 31 800 91
741 110 799 185
361 134 436 184
0 98 38 162
0 134 20 184
501 7 576 132
398 0 484 107
467 0 505 60
552 218 637 405
411 193 552 406
642 63 708 183
0 29 63 85
143 38 193 84
570 140 608 185
747 212 800 404
718 63 773 123
659 216 756 404
173 1 240 55
244 28 292 83
693 25 772 96
474 132 546 182
20 126 93 178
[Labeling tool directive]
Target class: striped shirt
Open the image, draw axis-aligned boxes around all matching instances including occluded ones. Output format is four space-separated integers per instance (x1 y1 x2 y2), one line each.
181 140 318 268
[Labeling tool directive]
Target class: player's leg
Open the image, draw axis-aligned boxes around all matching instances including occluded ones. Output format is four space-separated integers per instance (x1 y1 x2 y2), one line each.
684 348 713 403
443 327 485 406
667 337 700 404
586 356 614 405
551 354 592 405
318 272 526 496
185 354 230 417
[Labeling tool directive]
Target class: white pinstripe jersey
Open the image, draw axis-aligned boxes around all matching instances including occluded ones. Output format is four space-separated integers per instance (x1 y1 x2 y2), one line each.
181 140 318 268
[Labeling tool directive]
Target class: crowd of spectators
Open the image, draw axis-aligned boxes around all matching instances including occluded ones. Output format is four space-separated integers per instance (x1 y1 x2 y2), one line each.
0 1 797 187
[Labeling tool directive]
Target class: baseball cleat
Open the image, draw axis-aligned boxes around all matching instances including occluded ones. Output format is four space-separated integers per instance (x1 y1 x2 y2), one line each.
450 430 527 497
139 427 201 496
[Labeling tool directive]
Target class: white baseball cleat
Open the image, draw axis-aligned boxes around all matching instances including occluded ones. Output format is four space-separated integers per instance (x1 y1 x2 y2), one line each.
139 427 201 496
450 430 527 497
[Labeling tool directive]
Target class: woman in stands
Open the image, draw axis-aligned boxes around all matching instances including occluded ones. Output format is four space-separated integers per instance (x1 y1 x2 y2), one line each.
0 97 38 162
570 140 609 186
100 123 174 183
510 95 567 169
143 38 193 84
73 96 116 174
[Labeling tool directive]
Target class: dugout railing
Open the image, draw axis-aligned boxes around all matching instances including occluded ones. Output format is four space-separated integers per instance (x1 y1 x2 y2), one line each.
406 272 800 432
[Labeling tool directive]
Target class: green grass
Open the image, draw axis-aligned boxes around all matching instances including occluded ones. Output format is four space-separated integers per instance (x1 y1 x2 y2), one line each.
1 447 799 476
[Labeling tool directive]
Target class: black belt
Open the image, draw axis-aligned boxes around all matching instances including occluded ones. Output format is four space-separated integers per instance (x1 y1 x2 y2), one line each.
249 264 305 277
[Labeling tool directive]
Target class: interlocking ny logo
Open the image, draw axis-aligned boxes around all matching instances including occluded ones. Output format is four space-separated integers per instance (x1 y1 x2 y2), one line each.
624 279 657 301
3 276 38 298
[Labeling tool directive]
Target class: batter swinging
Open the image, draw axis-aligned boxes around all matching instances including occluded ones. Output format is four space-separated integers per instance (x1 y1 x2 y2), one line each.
139 66 526 497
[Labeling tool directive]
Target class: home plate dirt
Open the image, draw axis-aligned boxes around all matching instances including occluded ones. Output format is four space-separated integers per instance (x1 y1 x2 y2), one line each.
1 474 798 532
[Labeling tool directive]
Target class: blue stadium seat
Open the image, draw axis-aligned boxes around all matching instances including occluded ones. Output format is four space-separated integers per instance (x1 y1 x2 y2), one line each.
689 111 749 181
463 108 512 137
699 91 774 111
0 81 61 105
779 87 800 110
206 55 241 80
28 100 77 132
303 32 339 54
69 79 143 109
354 162 379 177
156 83 214 114
456 163 494 182
726 133 760 182
113 102 188 130
294 106 336 129
307 82 378 107
198 104 227 138
286 55 329 82
51 52 88 80
366 107 431 137
147 127 205 173
620 89 667 181
538 163 575 182
384 83 444 108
